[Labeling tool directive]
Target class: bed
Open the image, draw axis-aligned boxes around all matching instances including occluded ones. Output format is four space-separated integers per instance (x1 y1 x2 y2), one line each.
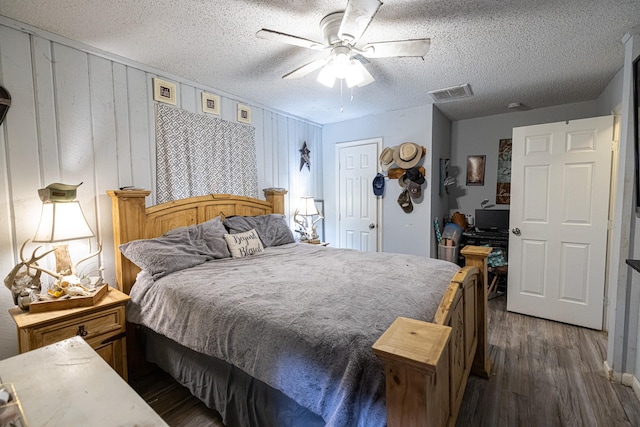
108 188 491 427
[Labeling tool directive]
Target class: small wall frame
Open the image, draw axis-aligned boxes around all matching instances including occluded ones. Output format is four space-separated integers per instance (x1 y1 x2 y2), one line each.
466 155 486 186
237 104 252 124
202 92 220 115
153 77 177 105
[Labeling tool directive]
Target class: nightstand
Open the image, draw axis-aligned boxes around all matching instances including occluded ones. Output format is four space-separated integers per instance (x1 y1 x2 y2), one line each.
8 286 130 380
302 240 330 246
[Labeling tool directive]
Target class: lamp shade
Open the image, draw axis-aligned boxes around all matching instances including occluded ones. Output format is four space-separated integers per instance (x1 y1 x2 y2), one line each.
33 201 94 243
299 197 319 216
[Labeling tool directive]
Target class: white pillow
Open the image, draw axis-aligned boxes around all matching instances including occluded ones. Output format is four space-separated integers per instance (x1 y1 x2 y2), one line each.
224 229 265 258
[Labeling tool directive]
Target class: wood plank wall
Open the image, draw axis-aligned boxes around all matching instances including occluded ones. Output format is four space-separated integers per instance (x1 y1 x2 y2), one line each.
0 20 323 359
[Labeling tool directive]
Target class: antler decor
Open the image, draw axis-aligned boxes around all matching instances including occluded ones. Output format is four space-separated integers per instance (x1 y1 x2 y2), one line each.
3 239 103 310
3 240 57 307
293 208 323 241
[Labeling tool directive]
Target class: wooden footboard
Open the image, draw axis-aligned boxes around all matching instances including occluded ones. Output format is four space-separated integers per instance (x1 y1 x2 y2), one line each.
373 245 491 427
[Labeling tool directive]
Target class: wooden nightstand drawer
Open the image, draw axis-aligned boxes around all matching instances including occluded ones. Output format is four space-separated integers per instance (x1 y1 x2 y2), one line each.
9 287 131 380
32 306 125 348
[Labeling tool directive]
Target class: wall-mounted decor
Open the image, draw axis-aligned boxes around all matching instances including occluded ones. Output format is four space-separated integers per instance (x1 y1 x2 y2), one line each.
299 141 311 171
496 138 512 204
153 77 177 105
439 158 450 195
155 104 258 203
237 104 252 124
202 92 220 115
466 155 486 186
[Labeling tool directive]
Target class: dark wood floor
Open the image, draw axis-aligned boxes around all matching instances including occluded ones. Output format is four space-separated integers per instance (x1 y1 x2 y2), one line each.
131 295 640 427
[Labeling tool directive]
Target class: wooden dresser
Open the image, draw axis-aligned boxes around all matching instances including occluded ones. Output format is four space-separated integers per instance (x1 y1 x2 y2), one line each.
8 286 130 380
0 336 167 426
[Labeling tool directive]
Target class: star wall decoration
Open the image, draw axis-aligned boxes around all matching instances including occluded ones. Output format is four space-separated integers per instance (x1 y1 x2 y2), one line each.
299 141 311 171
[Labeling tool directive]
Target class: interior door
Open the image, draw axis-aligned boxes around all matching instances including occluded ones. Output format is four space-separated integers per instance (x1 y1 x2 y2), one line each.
337 140 380 251
507 116 613 329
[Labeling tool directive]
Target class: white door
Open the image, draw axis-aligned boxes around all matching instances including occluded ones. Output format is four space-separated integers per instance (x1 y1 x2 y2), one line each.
507 116 613 329
337 139 380 251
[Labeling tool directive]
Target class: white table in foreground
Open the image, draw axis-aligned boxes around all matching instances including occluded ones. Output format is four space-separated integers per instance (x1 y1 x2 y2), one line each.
0 336 168 426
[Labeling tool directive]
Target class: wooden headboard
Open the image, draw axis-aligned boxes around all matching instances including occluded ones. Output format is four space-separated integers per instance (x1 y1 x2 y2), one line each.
107 188 287 295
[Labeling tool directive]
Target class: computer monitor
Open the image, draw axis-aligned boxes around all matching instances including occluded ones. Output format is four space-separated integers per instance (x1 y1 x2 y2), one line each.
475 209 510 232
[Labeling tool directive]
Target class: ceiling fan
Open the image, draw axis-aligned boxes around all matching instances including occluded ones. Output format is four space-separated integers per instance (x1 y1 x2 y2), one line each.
256 0 430 88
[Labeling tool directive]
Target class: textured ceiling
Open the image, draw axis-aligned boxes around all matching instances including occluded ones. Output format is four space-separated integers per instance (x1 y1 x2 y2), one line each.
1 0 639 125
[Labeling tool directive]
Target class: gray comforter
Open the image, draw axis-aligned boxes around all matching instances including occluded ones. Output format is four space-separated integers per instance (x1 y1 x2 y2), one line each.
127 243 460 426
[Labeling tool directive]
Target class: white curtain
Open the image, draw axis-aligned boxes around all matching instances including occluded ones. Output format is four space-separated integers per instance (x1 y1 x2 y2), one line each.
155 103 258 204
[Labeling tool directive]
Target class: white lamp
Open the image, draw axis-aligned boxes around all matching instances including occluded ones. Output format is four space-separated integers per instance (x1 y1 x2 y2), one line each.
32 183 100 277
33 201 94 243
299 197 320 217
294 197 323 242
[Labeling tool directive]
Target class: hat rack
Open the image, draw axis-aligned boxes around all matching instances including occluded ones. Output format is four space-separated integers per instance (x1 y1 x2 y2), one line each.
386 146 427 179
388 166 426 179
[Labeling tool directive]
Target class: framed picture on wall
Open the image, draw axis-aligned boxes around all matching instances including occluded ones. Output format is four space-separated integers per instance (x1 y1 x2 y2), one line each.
153 77 177 105
466 155 486 186
237 104 252 124
202 92 220 115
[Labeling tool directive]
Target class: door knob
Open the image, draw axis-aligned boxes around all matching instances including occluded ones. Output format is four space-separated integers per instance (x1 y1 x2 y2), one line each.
369 223 375 229
512 227 521 236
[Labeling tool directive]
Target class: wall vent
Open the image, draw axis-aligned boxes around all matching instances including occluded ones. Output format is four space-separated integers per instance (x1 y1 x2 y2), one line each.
428 83 473 102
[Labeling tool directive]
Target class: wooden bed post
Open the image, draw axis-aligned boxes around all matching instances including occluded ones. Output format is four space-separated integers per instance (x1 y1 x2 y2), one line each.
460 245 492 378
373 317 452 427
107 190 150 294
263 188 287 214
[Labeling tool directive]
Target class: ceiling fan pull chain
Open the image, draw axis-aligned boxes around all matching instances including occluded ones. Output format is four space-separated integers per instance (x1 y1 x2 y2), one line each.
350 87 354 102
340 80 344 113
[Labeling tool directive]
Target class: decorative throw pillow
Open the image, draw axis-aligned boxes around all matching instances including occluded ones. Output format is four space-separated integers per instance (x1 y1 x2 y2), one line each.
224 214 295 247
223 229 265 258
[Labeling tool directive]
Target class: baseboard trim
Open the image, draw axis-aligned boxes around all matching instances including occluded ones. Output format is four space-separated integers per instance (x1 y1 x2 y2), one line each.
604 360 613 380
604 360 640 402
633 376 640 401
622 373 635 387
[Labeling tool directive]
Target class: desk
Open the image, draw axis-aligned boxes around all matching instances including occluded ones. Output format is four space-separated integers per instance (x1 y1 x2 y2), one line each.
0 336 167 426
461 231 509 295
459 231 509 265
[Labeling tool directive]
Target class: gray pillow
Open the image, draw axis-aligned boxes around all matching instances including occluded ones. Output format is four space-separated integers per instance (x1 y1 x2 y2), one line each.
223 214 295 247
120 217 230 280
165 216 230 259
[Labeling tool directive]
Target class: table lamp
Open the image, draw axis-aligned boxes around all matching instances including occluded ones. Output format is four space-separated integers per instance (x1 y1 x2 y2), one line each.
294 197 323 242
32 183 99 276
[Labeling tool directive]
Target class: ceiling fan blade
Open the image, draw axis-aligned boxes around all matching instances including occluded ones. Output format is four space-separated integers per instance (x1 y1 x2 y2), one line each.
257 29 325 51
338 0 382 45
360 39 431 58
282 58 329 79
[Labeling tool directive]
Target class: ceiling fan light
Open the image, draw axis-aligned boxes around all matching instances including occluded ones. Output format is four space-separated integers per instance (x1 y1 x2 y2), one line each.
333 59 351 79
351 60 375 87
317 65 336 88
345 61 364 88
331 46 352 78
